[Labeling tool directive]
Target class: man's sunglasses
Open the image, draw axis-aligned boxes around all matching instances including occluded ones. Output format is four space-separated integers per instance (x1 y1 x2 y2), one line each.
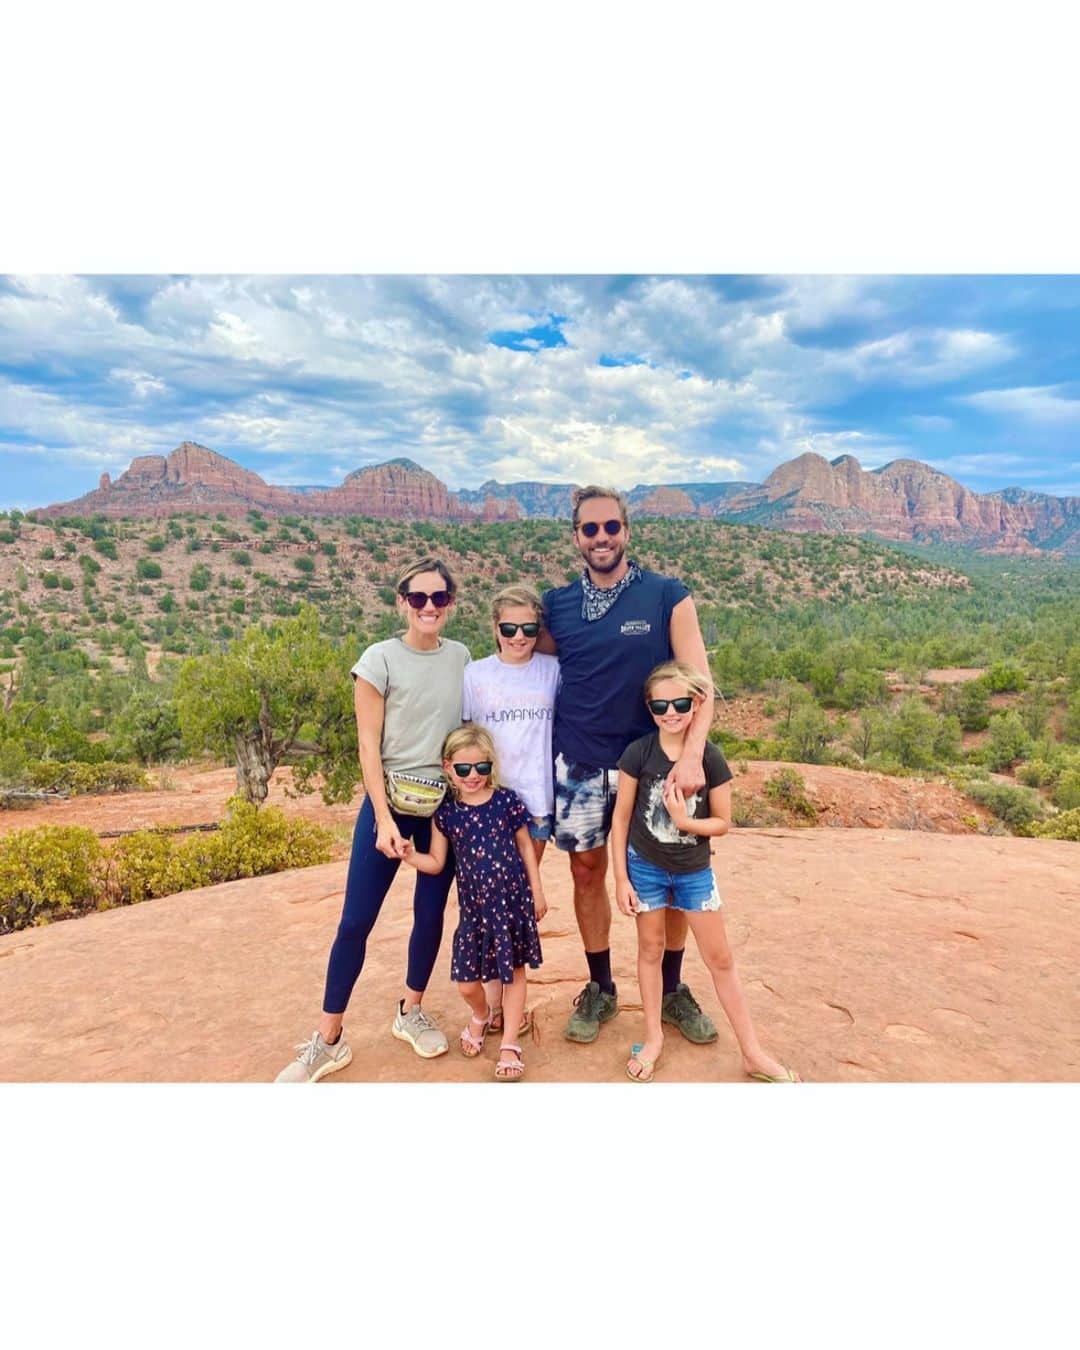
402 590 453 610
647 697 694 715
577 519 623 538
497 622 540 638
451 761 492 778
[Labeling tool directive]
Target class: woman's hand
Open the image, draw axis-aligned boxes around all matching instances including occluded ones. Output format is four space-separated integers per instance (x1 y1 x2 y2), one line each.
375 817 408 860
663 779 693 831
533 886 548 921
615 879 640 916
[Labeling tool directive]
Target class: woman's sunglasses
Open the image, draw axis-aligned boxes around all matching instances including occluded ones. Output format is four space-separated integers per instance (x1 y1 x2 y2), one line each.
647 697 694 715
578 519 623 538
451 761 492 778
497 622 540 638
402 590 453 610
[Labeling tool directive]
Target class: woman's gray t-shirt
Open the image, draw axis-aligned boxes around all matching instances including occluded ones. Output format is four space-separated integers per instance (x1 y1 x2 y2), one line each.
351 636 471 778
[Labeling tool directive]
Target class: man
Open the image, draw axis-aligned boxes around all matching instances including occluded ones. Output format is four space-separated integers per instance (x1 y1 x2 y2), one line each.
538 485 719 1045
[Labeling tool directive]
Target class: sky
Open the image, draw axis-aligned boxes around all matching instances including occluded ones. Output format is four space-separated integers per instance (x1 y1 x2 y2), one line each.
2 273 1080 511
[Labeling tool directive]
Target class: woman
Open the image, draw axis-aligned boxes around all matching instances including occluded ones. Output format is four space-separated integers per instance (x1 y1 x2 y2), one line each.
276 557 471 1082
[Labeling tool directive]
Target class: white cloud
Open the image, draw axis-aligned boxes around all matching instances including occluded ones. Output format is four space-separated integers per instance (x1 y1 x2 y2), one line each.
959 384 1080 422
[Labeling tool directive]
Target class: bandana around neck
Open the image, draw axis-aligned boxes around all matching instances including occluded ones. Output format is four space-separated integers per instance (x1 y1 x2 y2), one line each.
581 559 642 621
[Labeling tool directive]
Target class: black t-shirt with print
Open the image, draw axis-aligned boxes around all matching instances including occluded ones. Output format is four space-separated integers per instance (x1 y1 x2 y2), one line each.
617 733 732 874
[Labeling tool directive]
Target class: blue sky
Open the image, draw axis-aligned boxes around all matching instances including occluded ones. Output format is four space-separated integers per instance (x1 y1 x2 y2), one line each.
1 274 1079 511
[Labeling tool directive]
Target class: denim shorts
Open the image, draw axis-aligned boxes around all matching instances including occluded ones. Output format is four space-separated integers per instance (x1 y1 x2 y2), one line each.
527 813 555 842
553 753 619 852
626 846 723 913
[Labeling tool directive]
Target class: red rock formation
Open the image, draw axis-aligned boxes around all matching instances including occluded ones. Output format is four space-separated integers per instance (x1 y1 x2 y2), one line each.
636 486 698 516
34 446 507 524
724 452 1080 552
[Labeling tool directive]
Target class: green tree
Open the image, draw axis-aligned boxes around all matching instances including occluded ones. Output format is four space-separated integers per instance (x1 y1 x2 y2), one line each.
883 697 939 770
174 606 356 804
785 703 832 764
987 711 1031 771
114 690 181 765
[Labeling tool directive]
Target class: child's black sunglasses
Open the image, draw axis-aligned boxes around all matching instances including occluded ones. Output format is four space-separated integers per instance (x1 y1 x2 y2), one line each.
578 519 623 538
497 622 540 638
403 589 452 609
647 697 694 715
452 761 493 778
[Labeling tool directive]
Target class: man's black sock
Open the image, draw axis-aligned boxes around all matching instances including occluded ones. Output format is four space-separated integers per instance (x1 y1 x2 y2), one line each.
585 949 616 996
326 1030 341 1046
662 948 685 996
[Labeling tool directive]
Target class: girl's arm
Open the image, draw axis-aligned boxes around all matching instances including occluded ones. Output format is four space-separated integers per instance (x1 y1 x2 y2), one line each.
662 779 731 838
610 769 640 915
401 820 450 874
515 824 547 920
355 678 408 860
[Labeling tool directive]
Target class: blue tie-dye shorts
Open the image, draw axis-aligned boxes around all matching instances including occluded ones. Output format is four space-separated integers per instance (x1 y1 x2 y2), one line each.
553 752 619 852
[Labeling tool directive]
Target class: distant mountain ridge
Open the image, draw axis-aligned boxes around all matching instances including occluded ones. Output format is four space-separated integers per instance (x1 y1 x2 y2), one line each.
31 442 1080 554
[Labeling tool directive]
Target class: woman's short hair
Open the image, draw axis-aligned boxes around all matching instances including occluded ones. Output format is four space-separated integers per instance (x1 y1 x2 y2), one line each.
395 556 457 598
571 484 630 530
643 659 712 701
490 583 543 624
441 723 501 792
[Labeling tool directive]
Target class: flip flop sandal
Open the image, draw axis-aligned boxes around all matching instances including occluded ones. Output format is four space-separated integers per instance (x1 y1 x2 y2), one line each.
626 1044 655 1083
494 1045 525 1081
487 1006 532 1037
747 1066 801 1083
459 1013 491 1058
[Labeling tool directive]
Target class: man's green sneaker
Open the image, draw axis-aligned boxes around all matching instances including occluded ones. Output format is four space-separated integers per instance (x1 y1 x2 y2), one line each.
564 981 618 1043
662 983 718 1043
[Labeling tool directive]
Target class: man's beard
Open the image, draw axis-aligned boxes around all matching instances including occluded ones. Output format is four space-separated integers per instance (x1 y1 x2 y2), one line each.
582 540 625 575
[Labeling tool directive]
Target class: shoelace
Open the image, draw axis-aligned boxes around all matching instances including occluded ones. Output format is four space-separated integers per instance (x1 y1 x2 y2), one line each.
573 985 598 1019
406 1007 434 1031
296 1035 325 1065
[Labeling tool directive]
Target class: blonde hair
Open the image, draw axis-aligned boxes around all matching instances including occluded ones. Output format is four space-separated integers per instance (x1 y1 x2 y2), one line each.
644 660 712 702
490 583 543 624
571 484 630 530
441 723 501 793
395 556 457 598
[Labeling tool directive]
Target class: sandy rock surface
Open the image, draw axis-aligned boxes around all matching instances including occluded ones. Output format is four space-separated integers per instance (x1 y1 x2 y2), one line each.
1 826 1076 1083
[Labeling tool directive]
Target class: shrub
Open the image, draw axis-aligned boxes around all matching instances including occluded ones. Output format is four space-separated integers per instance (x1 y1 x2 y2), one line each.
1016 759 1058 789
231 550 252 568
987 711 1031 771
293 555 316 574
42 572 60 589
0 826 105 932
1052 769 1080 811
108 799 334 903
136 558 162 580
1030 808 1080 842
963 780 1045 831
146 535 165 552
20 760 150 794
763 767 818 820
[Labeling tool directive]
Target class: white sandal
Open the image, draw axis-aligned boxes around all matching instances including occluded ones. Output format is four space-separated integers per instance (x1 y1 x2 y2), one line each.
459 1012 491 1058
494 1044 525 1081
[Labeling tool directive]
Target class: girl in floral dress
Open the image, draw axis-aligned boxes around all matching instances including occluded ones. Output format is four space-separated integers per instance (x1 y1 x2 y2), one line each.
402 725 546 1081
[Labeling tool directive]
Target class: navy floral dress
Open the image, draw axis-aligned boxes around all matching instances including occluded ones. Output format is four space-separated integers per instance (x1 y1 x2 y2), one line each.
434 787 544 985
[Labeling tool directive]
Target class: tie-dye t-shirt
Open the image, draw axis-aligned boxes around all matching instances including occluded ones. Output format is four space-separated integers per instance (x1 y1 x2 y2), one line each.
617 733 732 873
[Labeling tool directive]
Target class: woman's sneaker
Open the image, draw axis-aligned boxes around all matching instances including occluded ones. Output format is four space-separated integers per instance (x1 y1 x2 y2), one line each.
275 1030 352 1082
391 1001 449 1058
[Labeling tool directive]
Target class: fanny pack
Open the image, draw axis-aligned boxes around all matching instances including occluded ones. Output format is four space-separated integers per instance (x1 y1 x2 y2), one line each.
384 769 447 818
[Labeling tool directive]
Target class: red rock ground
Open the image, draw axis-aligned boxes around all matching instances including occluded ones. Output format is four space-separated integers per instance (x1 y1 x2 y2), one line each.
2 816 1076 1082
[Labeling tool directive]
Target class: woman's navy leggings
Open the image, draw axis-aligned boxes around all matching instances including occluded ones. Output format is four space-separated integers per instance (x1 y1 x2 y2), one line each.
322 793 455 1015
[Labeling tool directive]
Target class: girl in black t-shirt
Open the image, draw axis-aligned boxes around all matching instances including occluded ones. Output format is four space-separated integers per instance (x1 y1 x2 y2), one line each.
612 661 801 1084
